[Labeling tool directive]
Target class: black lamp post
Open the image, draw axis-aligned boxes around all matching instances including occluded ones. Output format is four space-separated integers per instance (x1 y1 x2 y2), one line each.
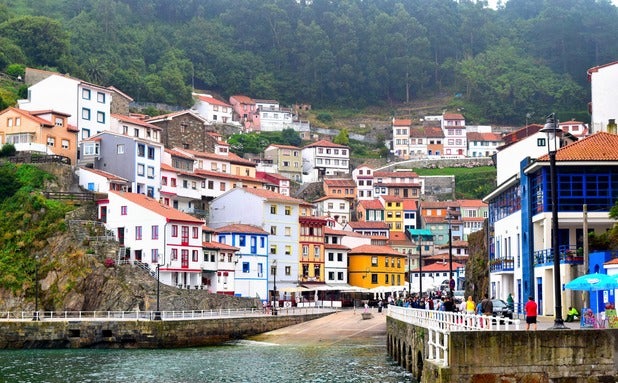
406 250 411 296
154 262 162 320
446 208 454 296
272 260 277 316
418 234 423 298
541 113 567 329
33 255 40 321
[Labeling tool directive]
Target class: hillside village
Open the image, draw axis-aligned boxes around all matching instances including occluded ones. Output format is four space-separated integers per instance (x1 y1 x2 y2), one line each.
1 62 618 317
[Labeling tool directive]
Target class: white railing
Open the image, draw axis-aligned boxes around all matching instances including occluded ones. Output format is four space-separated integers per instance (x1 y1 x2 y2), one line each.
388 306 521 366
0 307 336 322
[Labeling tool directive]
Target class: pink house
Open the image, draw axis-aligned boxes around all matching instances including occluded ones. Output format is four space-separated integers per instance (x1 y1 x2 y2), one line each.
229 95 260 132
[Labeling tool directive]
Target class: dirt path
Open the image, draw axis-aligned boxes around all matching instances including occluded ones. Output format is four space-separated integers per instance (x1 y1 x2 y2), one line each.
251 308 387 346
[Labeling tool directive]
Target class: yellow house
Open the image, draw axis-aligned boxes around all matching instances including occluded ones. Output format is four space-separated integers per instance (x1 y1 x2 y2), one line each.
0 107 78 164
299 202 326 284
348 244 405 289
381 195 404 232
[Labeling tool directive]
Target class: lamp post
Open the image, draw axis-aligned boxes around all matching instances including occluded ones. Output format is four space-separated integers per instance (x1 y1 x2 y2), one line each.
446 208 454 297
407 250 412 296
154 262 162 320
418 233 423 298
33 255 40 321
541 113 567 329
272 260 277 316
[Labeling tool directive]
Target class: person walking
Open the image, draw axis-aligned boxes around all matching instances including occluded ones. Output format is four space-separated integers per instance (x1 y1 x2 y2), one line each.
465 296 476 315
525 296 538 330
481 294 493 316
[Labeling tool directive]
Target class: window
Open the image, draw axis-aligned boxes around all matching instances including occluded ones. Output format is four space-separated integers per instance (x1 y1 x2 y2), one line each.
148 249 158 263
97 92 105 103
151 225 159 239
270 205 277 214
171 178 177 187
270 226 277 235
162 176 167 186
137 164 145 176
192 250 198 262
285 206 291 215
192 227 199 239
171 248 178 261
284 226 291 236
6 117 12 127
135 226 142 240
121 206 127 215
47 136 55 147
97 111 105 123
82 89 91 99
219 182 225 191
82 129 91 139
239 235 246 246
270 245 277 255
171 225 178 237
371 256 378 266
55 117 63 127
285 245 292 255
117 144 125 154
148 146 155 160
314 246 320 258
208 180 214 189
134 128 139 138
137 144 145 157
147 166 155 179
82 108 91 120
61 139 69 149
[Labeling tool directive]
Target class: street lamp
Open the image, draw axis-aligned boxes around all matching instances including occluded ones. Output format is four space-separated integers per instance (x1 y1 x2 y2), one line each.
418 232 423 298
446 208 454 297
33 255 40 321
271 260 277 316
154 261 162 320
540 113 567 329
406 250 412 296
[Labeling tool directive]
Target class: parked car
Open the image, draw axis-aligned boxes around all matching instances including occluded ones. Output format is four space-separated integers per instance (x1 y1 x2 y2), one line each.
492 299 514 319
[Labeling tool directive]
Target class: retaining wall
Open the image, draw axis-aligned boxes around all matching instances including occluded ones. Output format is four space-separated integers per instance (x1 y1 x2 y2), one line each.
387 316 618 383
0 313 330 349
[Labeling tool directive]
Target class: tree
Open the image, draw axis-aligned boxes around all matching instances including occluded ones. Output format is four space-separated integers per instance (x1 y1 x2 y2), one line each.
280 128 302 147
0 16 69 67
333 129 349 146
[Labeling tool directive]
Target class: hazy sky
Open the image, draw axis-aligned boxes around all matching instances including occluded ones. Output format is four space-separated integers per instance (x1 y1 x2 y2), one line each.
487 0 618 9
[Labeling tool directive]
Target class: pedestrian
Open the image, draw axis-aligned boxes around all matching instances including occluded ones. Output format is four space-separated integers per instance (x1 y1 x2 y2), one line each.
466 295 476 315
507 293 514 311
525 296 538 330
481 294 493 316
566 306 579 322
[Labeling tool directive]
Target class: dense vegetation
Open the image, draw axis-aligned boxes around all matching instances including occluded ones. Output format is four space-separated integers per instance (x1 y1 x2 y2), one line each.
1 0 617 125
0 162 72 294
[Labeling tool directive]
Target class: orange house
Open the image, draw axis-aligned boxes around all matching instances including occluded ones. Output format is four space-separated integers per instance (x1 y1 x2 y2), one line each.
0 107 78 164
348 244 405 289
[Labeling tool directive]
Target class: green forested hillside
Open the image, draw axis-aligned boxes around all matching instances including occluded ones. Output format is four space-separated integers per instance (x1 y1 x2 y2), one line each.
1 0 617 125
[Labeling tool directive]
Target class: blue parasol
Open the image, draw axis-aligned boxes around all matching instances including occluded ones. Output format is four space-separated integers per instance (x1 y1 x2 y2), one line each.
565 273 618 291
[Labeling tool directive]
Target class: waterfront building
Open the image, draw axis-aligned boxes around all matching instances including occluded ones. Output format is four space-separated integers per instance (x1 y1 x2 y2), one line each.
211 224 268 298
323 227 351 287
298 203 327 286
98 190 205 289
208 188 305 299
348 244 405 289
484 131 618 316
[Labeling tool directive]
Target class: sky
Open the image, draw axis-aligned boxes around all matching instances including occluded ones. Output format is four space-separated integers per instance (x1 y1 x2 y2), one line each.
487 0 618 9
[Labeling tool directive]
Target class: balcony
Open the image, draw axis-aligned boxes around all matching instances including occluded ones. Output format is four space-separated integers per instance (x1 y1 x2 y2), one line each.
533 246 584 267
489 258 514 273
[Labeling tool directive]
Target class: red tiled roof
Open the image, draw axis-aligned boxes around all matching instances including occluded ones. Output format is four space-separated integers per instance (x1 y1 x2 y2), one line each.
3 107 53 126
324 178 356 187
202 241 239 251
165 148 195 160
412 261 465 272
181 148 255 166
347 221 390 229
324 243 351 250
587 61 618 80
443 113 465 120
214 224 268 235
393 119 412 126
196 94 231 108
303 139 349 149
538 132 618 161
402 200 418 210
111 114 160 130
457 199 487 208
230 95 254 104
79 167 129 182
359 199 384 210
267 144 301 150
243 188 306 204
348 244 401 256
467 132 502 142
108 191 203 223
425 126 444 138
500 124 542 147
380 195 404 203
373 171 418 178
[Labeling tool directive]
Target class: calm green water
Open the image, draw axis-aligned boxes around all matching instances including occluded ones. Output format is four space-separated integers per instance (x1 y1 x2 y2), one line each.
0 341 411 383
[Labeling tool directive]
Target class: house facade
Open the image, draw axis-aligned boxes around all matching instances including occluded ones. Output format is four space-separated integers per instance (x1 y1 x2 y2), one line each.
466 131 503 158
392 118 412 159
587 61 618 134
18 73 112 141
0 107 78 164
442 113 467 157
263 144 302 182
147 110 210 152
348 244 405 289
352 164 375 200
301 140 350 182
97 191 205 289
192 93 233 125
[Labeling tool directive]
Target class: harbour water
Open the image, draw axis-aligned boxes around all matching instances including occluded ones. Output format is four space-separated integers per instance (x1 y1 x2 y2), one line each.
0 341 411 383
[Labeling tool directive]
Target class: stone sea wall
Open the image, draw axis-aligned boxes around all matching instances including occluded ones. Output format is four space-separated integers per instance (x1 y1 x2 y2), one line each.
0 313 331 349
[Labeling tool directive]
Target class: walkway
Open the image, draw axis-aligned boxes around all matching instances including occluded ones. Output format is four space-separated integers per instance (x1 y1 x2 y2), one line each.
252 307 387 345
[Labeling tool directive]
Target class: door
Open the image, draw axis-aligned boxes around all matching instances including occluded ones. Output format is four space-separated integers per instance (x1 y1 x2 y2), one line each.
100 206 107 223
117 227 125 246
536 277 543 316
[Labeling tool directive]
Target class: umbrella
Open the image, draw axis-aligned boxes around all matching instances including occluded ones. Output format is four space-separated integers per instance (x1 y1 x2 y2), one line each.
565 273 618 291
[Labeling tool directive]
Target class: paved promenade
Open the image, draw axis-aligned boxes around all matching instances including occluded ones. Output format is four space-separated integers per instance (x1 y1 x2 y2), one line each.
252 307 387 345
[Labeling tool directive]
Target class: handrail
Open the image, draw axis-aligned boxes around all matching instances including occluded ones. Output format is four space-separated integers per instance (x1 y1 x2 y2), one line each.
0 307 337 322
388 306 521 367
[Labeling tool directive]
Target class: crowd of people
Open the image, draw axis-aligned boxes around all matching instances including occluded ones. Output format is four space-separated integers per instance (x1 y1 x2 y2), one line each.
374 291 494 315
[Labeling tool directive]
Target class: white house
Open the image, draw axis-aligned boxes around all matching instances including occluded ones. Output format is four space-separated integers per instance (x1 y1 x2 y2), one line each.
442 113 467 157
191 93 233 125
301 140 350 183
212 224 269 299
391 118 411 159
255 99 294 132
324 228 351 287
109 114 162 144
587 61 618 134
77 167 129 193
208 188 304 299
98 191 205 289
352 164 375 200
18 73 112 141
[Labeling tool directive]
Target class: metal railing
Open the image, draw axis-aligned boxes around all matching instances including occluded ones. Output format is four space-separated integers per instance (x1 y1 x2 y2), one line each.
388 306 521 367
0 306 336 322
